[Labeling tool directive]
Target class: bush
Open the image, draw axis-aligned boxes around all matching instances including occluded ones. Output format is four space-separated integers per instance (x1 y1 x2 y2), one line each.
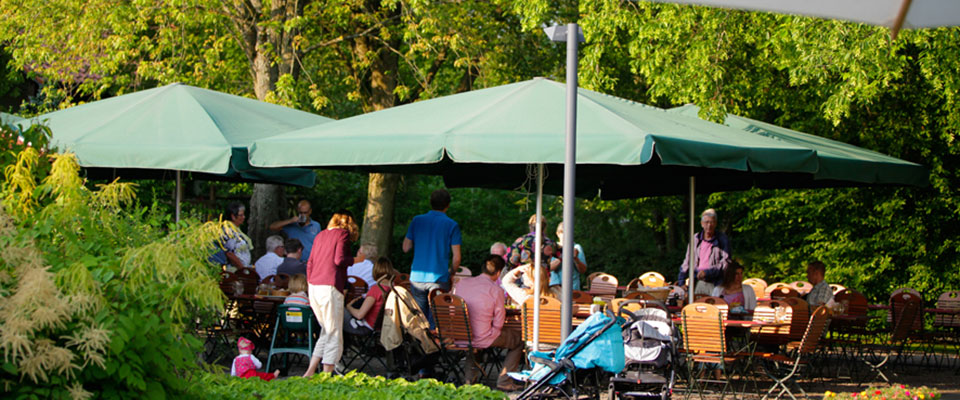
190 370 507 400
0 147 226 399
825 385 941 400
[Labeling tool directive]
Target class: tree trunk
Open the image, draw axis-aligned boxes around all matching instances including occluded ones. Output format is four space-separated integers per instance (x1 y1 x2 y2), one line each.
361 173 400 258
353 10 402 257
248 183 285 261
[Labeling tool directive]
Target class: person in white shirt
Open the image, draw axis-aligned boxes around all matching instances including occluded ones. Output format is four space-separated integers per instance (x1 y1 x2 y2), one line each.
254 235 285 282
346 244 378 287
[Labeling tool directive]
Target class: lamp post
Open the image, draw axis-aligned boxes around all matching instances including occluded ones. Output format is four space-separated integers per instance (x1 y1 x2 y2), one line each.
543 23 585 340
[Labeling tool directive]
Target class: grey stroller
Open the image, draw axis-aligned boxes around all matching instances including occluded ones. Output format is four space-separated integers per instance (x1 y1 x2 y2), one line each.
609 300 677 400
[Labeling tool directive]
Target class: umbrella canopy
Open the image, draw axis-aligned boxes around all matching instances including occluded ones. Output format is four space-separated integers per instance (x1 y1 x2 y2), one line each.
37 82 329 187
650 0 960 39
1 112 24 126
250 78 819 172
249 78 926 197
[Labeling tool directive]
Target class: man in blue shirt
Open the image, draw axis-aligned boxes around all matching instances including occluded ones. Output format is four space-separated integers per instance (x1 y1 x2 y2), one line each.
269 200 322 263
403 189 462 329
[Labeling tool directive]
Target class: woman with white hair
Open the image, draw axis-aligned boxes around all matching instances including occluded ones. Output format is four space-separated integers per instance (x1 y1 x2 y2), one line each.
677 208 731 296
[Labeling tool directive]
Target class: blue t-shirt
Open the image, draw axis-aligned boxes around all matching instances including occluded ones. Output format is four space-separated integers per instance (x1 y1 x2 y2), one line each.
282 220 322 263
550 243 585 290
406 210 462 283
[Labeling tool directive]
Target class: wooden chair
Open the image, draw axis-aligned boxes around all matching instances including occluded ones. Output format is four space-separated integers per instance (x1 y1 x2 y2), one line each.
219 271 240 296
770 286 801 300
697 296 729 320
588 273 619 302
934 291 960 328
890 290 924 331
571 290 593 316
345 275 369 303
639 271 666 288
623 277 643 294
522 296 564 350
586 272 604 286
861 296 920 384
456 266 472 276
624 291 657 301
393 273 410 288
782 297 811 342
236 267 260 295
742 278 767 300
764 282 791 298
759 306 832 399
681 303 744 399
261 273 290 289
431 293 482 384
789 281 813 295
829 283 846 295
753 300 794 344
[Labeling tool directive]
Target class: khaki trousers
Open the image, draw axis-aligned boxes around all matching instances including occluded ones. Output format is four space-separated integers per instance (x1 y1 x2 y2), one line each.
309 284 344 365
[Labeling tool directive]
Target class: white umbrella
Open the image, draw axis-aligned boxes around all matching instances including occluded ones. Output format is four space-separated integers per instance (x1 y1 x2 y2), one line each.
651 0 960 39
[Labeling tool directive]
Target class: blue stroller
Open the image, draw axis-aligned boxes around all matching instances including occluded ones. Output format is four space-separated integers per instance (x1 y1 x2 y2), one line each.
511 309 626 400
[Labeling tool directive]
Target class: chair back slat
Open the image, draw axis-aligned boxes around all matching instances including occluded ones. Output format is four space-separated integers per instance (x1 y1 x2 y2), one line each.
764 282 792 298
783 297 810 341
522 296 563 347
742 278 767 299
770 286 801 300
890 291 924 332
790 281 813 295
639 271 666 288
935 291 960 328
798 306 831 354
697 296 729 320
753 300 793 342
346 275 368 303
431 293 474 347
891 296 921 341
829 284 846 295
588 273 619 301
682 303 725 357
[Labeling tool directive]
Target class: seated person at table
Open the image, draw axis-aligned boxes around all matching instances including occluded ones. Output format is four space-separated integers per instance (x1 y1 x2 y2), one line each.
254 235 286 282
805 260 833 308
344 257 396 335
502 263 557 306
276 239 307 277
453 255 524 391
346 244 378 287
283 274 310 306
710 261 756 315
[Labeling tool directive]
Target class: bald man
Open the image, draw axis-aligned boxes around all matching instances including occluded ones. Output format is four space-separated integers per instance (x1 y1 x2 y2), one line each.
269 200 322 263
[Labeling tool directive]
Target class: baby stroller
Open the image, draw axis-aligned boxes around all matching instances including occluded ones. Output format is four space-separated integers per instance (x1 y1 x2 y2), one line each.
609 300 677 400
511 309 626 400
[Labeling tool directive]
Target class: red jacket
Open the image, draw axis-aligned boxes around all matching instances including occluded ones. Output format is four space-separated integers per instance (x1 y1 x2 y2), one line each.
306 228 354 290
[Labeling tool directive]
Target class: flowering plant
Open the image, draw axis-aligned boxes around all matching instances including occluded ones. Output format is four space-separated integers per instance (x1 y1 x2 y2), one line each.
824 385 940 400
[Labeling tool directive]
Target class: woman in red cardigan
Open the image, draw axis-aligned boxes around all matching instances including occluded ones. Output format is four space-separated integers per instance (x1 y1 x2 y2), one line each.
303 209 364 376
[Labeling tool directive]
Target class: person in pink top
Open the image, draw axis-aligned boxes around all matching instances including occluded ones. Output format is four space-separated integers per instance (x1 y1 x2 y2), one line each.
453 255 523 391
302 209 365 377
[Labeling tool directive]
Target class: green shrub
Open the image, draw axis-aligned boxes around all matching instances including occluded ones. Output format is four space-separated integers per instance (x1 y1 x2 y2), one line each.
0 147 225 399
191 370 507 400
825 385 941 400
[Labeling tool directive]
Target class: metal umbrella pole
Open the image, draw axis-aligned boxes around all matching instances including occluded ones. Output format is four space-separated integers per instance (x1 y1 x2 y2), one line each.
560 22 580 339
175 170 182 223
687 176 696 305
532 163 544 351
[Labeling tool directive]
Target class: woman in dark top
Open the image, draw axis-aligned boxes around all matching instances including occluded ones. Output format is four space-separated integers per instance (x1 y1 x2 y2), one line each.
303 209 364 377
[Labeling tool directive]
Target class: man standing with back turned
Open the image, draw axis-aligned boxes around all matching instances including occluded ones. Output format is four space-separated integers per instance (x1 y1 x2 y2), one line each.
403 189 462 329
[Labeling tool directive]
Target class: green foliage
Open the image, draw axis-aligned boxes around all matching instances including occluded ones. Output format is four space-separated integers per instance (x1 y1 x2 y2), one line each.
0 149 226 399
191 370 507 400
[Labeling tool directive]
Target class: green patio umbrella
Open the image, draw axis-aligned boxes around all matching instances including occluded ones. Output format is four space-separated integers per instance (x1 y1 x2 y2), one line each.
1 112 24 126
36 82 330 221
249 77 926 343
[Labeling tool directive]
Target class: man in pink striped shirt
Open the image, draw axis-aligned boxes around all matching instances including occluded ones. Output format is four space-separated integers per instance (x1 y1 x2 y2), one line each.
453 255 523 391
